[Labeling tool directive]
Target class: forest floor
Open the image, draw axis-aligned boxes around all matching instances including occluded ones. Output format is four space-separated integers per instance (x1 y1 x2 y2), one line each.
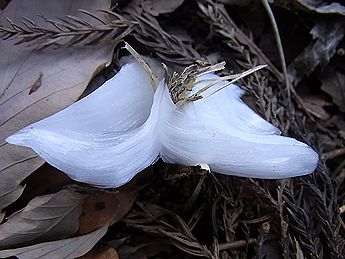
0 0 344 258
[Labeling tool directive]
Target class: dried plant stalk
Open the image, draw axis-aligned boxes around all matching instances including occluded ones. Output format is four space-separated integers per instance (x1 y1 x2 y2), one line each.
0 10 134 48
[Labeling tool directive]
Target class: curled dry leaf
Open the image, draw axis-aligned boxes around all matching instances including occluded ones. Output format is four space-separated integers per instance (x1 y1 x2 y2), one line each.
78 191 136 235
0 0 113 212
292 0 345 16
0 224 108 259
287 19 345 85
0 189 85 248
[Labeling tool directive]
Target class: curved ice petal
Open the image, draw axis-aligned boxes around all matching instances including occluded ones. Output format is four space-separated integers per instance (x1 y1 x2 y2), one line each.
159 82 319 179
192 73 281 135
35 62 154 133
6 63 163 187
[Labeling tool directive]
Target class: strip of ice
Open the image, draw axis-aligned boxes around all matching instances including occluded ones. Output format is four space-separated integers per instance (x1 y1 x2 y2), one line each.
7 62 319 187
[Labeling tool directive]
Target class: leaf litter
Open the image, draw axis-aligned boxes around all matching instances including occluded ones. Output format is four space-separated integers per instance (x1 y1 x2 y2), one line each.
0 224 108 259
0 189 84 248
0 0 345 258
0 0 114 216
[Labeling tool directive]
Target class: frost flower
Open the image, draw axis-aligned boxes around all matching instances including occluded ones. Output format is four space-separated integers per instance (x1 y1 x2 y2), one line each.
6 62 319 187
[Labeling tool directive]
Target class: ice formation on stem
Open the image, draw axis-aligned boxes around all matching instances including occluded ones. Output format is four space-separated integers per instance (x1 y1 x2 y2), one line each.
7 60 319 187
160 72 318 179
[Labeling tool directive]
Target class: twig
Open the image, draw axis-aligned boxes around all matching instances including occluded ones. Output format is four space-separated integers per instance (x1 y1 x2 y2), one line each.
260 0 290 101
260 0 315 121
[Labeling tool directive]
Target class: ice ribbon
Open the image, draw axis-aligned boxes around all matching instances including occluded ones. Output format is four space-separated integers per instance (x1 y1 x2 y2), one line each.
6 62 319 187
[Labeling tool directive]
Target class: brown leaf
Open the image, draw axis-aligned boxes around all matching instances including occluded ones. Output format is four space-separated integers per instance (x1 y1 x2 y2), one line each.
292 0 345 16
112 191 137 223
77 191 137 235
0 0 113 212
0 190 85 248
302 95 331 120
14 164 73 209
142 0 185 16
80 246 119 259
0 178 25 209
78 193 118 235
0 224 108 259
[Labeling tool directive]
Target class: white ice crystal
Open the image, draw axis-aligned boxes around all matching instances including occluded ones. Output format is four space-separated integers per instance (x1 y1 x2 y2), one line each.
6 62 319 187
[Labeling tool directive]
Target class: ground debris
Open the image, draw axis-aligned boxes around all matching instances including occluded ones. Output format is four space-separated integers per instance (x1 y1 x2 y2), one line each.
1 0 345 258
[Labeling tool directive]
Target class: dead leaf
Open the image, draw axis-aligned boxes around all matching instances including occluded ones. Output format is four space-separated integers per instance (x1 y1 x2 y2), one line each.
78 193 119 235
0 0 113 212
112 191 137 223
13 164 73 210
288 19 345 85
0 224 108 259
320 67 345 112
0 189 85 248
0 178 25 209
292 0 345 16
302 95 331 120
80 246 119 259
78 191 137 235
142 0 185 16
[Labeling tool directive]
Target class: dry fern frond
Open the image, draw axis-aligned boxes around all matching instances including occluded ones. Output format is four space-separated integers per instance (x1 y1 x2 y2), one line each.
198 1 282 81
0 10 134 48
124 6 201 65
0 5 200 63
167 61 225 104
124 202 214 258
167 61 266 105
277 181 290 259
283 186 323 258
195 0 280 128
301 169 345 257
